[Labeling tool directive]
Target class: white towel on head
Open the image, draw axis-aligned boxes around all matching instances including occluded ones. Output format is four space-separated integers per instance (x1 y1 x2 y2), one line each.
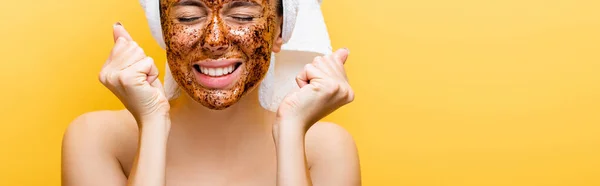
139 0 332 111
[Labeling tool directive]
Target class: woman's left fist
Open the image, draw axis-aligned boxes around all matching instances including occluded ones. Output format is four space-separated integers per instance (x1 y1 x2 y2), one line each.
276 48 354 132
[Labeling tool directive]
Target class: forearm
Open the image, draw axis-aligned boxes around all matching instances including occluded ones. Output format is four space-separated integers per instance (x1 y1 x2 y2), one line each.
275 118 312 186
127 116 171 186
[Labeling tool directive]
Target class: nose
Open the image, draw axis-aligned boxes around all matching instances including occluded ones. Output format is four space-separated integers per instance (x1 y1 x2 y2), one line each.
202 16 230 56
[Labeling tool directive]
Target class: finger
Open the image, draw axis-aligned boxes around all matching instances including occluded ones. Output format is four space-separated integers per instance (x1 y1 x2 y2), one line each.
109 37 128 58
332 48 350 65
146 59 160 85
297 57 325 88
296 65 310 88
113 22 134 43
121 57 155 86
324 55 345 76
312 56 335 76
304 63 327 81
137 57 158 87
115 42 147 70
304 63 334 92
330 50 351 81
316 54 348 83
105 37 129 68
296 63 326 88
134 57 155 74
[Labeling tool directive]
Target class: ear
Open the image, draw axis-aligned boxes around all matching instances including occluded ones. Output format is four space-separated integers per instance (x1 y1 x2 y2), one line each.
272 16 284 53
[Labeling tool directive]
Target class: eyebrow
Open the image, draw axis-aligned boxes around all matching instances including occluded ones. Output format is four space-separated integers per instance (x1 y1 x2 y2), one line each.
176 0 204 7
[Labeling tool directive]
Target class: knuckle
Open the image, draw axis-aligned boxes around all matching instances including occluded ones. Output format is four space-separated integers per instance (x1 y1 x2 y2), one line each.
339 87 349 97
111 48 124 58
105 72 119 85
328 83 341 95
130 41 139 48
98 72 106 84
117 72 129 85
136 47 145 55
326 55 335 62
112 40 122 49
304 63 313 70
313 56 323 63
99 68 115 85
348 94 355 103
346 88 355 102
113 40 126 50
139 58 151 68
143 57 153 64
334 84 353 102
117 37 127 44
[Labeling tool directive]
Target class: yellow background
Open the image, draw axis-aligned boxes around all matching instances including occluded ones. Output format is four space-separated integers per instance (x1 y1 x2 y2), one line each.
1 0 599 185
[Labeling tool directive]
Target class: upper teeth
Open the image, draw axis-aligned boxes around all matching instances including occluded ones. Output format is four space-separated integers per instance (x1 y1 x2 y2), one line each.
200 64 235 77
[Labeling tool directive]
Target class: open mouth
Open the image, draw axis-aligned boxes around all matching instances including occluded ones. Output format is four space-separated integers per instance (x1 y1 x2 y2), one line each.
193 62 242 77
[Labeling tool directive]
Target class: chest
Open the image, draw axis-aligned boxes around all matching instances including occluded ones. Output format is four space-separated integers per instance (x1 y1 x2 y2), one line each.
164 146 277 186
121 140 278 186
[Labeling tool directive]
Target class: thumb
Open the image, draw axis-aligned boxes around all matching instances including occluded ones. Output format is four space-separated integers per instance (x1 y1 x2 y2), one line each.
113 22 134 43
332 48 350 65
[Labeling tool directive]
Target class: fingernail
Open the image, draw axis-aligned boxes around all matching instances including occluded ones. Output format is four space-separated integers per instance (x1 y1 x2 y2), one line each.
113 22 122 28
342 47 350 54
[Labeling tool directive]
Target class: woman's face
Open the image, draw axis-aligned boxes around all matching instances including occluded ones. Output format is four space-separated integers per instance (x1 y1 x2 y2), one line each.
160 0 282 109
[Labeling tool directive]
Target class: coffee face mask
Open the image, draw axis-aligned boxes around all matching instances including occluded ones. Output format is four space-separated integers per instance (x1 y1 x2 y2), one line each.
141 0 331 112
159 0 282 110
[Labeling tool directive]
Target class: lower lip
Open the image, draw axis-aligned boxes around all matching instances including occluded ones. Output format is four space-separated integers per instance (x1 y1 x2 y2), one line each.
193 65 242 89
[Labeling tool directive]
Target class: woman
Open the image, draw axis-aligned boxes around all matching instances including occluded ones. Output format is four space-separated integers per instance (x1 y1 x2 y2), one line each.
62 0 360 185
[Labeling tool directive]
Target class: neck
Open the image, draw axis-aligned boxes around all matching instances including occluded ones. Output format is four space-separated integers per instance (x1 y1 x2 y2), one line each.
168 88 276 137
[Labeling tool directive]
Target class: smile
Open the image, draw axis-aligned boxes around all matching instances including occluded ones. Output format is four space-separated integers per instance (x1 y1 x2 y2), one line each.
193 62 242 77
191 59 244 89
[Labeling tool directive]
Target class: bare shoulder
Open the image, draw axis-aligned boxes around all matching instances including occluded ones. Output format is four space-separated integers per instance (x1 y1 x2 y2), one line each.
63 110 137 145
305 122 361 185
306 122 356 147
62 110 138 165
305 121 359 165
62 110 138 185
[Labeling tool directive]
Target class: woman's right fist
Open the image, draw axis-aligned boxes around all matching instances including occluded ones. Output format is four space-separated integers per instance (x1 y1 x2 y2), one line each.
99 23 170 124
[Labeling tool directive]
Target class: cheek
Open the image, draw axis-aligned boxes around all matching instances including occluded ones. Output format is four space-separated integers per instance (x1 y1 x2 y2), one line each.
168 26 202 57
229 24 275 59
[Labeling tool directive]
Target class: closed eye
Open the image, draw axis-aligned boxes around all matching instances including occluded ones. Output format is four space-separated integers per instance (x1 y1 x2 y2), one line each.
173 0 208 24
231 15 255 22
178 17 202 22
222 1 261 23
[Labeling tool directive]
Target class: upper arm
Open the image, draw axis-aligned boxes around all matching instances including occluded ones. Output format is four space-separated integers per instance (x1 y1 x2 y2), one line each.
306 122 361 186
61 111 128 186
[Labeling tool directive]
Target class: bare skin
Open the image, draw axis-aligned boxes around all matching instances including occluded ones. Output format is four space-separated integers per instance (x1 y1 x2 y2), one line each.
62 0 360 185
62 93 360 185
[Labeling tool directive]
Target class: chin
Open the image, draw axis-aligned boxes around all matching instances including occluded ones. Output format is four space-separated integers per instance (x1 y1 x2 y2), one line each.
183 87 243 110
